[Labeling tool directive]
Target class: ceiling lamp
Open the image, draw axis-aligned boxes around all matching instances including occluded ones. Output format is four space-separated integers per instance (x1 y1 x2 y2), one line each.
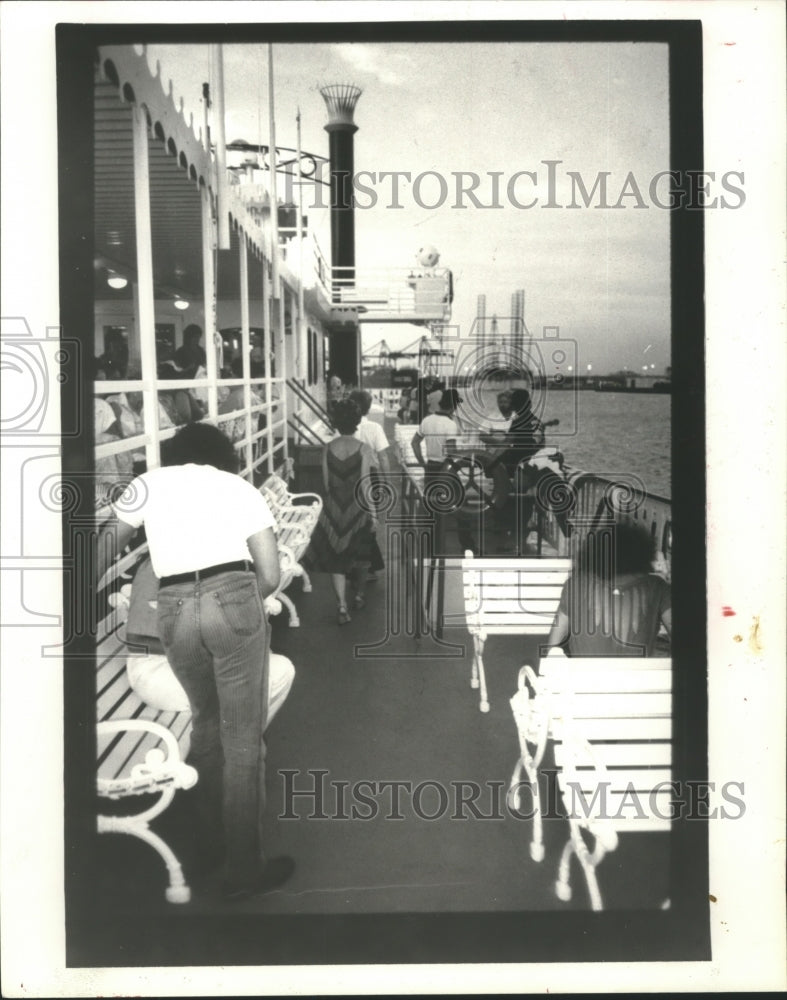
106 271 128 290
173 297 190 310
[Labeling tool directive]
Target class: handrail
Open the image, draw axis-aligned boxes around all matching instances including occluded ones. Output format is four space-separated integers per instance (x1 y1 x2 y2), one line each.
288 413 324 447
286 377 334 432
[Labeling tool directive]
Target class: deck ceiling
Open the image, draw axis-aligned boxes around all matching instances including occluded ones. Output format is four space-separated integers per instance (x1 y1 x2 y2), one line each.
94 73 262 303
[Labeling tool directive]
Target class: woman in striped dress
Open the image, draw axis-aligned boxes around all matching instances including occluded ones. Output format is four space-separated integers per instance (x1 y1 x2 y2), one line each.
302 399 378 624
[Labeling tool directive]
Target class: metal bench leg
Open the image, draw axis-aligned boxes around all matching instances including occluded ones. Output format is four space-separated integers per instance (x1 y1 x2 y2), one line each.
297 563 313 593
554 836 575 903
555 824 605 911
572 827 606 911
98 804 191 904
471 635 490 712
278 591 301 627
506 755 545 863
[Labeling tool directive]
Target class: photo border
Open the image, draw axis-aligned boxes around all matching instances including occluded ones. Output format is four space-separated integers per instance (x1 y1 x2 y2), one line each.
56 17 708 968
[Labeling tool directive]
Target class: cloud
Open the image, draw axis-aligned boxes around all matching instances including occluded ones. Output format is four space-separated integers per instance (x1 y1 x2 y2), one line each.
334 43 411 86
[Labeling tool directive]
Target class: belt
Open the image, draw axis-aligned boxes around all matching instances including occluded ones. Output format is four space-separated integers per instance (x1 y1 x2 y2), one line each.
159 560 253 587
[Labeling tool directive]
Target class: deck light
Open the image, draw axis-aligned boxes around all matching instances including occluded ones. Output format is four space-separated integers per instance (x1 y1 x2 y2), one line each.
106 271 128 290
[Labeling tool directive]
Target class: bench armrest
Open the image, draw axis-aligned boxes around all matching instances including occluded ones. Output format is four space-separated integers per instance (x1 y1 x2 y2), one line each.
97 718 197 799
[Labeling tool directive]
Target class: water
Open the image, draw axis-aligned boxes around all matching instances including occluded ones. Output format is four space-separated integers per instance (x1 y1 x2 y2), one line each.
470 388 671 499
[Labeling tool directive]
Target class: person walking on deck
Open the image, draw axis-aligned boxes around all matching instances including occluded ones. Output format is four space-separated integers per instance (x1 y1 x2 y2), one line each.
96 423 295 901
302 399 379 624
348 389 389 579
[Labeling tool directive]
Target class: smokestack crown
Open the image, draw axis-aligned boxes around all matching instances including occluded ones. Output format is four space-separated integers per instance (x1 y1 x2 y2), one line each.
320 83 362 130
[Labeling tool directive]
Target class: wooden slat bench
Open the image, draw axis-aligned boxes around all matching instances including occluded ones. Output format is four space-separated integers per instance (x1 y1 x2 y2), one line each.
508 650 672 910
460 554 572 712
260 473 323 626
96 556 196 904
392 423 418 468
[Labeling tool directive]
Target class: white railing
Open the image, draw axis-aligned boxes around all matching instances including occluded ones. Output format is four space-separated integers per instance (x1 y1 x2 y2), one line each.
330 266 452 323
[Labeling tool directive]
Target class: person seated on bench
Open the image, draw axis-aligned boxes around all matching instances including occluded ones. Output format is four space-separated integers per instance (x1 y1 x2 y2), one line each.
545 520 671 658
480 390 514 438
96 422 295 902
498 389 557 475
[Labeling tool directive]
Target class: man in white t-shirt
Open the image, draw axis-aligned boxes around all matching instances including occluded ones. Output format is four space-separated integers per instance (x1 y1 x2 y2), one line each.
411 389 477 553
411 389 461 470
96 422 294 902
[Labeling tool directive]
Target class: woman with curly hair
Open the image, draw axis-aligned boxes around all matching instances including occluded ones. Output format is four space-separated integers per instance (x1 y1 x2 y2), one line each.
96 422 294 901
302 398 378 624
546 519 671 658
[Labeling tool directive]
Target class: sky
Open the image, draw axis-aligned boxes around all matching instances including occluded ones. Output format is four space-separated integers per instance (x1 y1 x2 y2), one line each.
146 40 671 374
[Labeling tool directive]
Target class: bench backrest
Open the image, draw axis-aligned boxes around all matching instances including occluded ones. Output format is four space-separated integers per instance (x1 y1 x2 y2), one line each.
538 652 672 832
393 424 417 465
461 556 572 635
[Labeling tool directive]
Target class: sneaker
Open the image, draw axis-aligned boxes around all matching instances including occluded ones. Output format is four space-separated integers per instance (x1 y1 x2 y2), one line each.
222 855 296 901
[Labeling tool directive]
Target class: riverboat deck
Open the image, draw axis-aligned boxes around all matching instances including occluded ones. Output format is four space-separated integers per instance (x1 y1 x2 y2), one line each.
92 407 671 916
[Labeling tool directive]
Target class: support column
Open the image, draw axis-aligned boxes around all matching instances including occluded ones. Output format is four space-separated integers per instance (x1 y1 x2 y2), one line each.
263 256 275 476
239 230 252 476
131 103 159 470
201 182 218 420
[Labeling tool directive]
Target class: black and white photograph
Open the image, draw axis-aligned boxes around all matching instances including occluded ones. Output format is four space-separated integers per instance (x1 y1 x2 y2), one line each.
1 1 785 995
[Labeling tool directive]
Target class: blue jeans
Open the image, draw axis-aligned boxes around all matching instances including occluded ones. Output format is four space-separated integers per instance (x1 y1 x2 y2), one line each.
156 570 269 886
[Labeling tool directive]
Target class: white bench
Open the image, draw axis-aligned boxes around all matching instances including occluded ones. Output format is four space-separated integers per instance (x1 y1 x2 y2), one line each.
392 423 418 467
461 554 571 712
260 473 323 535
260 473 323 626
508 650 672 910
96 563 195 904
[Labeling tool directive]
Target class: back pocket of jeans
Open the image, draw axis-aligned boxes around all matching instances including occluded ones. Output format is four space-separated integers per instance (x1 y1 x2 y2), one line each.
214 582 262 636
156 596 183 647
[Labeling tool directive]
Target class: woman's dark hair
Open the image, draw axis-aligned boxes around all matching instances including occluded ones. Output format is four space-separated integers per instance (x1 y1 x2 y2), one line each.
331 398 362 435
161 422 238 474
349 389 372 416
577 519 655 580
439 388 462 412
510 388 532 414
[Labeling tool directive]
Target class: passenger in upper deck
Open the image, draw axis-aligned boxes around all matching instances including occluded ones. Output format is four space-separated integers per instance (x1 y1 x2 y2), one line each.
156 339 205 423
545 520 672 658
178 324 207 369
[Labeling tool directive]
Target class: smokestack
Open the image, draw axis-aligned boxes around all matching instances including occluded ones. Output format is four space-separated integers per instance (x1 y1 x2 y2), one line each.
320 83 362 293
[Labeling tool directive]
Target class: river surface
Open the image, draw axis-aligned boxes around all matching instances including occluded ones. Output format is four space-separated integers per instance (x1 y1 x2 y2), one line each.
472 388 671 499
